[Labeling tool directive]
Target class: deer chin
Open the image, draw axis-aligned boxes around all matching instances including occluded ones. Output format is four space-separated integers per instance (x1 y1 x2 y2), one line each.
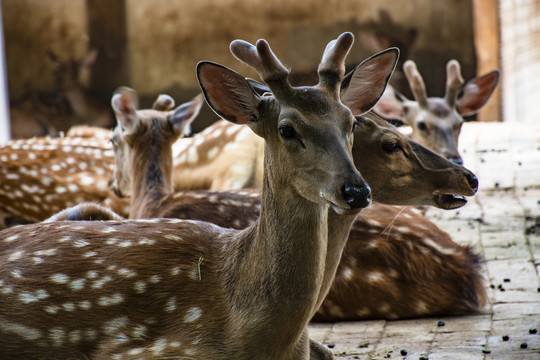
432 192 468 210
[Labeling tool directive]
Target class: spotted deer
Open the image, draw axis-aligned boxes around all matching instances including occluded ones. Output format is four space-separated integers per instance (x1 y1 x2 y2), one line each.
0 134 123 228
0 32 386 359
61 49 482 323
373 59 499 164
8 50 114 139
46 49 115 131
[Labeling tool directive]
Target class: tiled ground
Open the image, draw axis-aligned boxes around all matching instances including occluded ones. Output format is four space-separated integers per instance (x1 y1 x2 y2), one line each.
309 121 540 360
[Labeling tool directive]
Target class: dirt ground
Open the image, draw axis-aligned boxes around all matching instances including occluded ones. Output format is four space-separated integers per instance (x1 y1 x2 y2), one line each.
309 121 540 360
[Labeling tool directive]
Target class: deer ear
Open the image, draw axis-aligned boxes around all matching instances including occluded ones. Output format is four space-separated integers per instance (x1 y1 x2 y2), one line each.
112 87 139 134
169 94 204 137
153 94 176 111
81 49 98 68
247 78 270 97
341 48 399 115
197 61 261 125
456 70 499 116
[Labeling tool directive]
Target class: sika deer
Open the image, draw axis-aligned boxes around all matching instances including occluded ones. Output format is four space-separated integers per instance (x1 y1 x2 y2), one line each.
0 32 377 359
47 49 115 130
374 59 499 164
8 50 114 139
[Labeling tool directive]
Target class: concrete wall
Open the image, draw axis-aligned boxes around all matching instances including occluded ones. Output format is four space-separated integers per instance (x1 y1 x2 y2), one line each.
3 0 476 130
499 0 540 122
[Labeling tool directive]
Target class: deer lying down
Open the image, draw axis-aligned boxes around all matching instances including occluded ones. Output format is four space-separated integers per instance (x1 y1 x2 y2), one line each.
373 59 499 164
0 32 382 360
63 55 483 323
0 93 201 228
8 49 114 139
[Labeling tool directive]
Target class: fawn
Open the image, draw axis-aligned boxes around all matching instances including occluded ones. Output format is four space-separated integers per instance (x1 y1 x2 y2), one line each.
0 32 386 359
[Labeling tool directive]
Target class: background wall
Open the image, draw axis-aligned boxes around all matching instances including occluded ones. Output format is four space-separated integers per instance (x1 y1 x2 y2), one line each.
499 0 540 123
3 0 479 131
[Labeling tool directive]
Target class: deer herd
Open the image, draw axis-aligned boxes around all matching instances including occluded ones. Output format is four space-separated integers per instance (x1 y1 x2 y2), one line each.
0 32 499 359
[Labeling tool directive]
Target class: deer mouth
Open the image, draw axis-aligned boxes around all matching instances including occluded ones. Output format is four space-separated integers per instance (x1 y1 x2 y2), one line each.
433 192 468 210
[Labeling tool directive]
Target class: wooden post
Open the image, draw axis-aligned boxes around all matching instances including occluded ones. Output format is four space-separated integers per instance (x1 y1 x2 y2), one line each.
472 0 501 122
86 0 129 103
0 5 10 143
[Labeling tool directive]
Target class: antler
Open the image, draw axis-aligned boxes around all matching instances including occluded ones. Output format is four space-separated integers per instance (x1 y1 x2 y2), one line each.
403 60 429 109
445 59 465 108
317 32 354 98
229 38 294 100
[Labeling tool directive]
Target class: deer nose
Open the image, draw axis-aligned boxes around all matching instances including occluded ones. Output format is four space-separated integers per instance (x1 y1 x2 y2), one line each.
342 183 371 209
468 173 479 193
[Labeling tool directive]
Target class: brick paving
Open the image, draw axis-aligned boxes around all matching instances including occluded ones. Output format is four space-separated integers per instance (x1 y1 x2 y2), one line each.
309 121 540 360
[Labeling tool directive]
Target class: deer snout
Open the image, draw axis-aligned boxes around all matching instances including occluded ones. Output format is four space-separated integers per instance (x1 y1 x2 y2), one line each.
467 173 479 193
342 183 372 209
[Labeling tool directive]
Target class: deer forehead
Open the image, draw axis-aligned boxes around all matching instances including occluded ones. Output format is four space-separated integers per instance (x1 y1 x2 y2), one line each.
425 98 458 122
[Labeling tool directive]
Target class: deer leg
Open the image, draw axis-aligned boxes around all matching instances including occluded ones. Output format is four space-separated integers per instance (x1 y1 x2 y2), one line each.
310 337 334 360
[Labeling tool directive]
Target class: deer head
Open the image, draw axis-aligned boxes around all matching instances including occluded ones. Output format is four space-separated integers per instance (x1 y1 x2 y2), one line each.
109 87 203 217
373 59 499 164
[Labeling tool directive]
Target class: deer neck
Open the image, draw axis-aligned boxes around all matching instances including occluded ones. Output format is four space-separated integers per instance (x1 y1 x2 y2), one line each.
314 209 359 314
129 133 175 219
223 151 329 353
63 85 98 121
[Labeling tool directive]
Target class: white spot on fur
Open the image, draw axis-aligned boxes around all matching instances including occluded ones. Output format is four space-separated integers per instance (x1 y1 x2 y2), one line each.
366 271 384 283
70 278 86 291
86 270 99 279
341 267 354 280
184 307 202 323
132 324 148 339
0 320 42 340
150 338 168 355
4 234 19 242
149 275 161 284
62 303 76 311
97 293 124 306
170 266 181 276
79 300 92 310
51 273 70 284
8 250 24 261
69 330 82 343
117 268 137 278
83 251 98 258
19 290 49 303
92 275 113 289
102 316 129 335
49 328 65 347
44 305 60 314
134 281 147 293
187 147 199 164
128 348 144 356
207 146 219 160
165 297 177 313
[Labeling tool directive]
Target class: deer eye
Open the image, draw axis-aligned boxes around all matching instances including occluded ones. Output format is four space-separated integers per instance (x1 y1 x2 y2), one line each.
417 121 428 132
382 141 400 153
352 121 360 133
279 125 296 139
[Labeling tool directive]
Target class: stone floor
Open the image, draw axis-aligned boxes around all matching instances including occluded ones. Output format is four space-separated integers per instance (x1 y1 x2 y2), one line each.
309 121 540 360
